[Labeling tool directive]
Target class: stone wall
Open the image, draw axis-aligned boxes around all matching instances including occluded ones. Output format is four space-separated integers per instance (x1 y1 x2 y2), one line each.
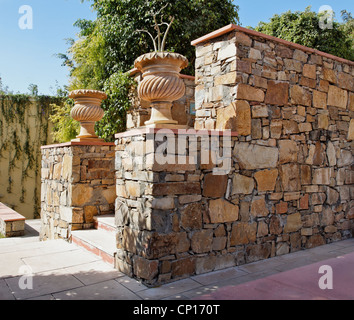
40 142 116 241
114 25 353 286
193 25 354 134
115 129 238 285
127 70 196 129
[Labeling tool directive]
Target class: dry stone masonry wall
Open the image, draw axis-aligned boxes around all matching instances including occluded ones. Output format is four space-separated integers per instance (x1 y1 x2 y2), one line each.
40 143 116 240
114 26 353 286
39 25 353 287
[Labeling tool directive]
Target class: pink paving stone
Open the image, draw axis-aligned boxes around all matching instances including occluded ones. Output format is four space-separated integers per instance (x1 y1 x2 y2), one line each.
195 253 354 300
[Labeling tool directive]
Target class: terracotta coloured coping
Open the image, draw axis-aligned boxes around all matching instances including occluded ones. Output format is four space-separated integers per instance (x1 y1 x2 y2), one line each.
191 24 354 66
128 68 196 81
115 128 238 139
41 141 115 149
0 202 25 222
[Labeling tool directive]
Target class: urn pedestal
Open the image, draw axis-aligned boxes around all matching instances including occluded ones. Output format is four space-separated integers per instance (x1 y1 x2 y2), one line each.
69 90 107 142
134 52 189 128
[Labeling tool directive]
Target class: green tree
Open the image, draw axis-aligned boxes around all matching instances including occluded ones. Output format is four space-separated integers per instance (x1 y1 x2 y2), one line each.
28 84 39 96
0 77 10 95
254 7 354 61
54 0 240 142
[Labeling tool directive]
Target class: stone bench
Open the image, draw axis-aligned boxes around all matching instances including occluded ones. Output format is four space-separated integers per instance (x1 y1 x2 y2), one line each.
0 202 26 237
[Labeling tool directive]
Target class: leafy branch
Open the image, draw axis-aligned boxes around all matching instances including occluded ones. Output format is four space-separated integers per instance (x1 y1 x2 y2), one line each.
136 4 175 52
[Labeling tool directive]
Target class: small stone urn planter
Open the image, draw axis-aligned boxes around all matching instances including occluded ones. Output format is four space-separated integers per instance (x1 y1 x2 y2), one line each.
69 89 107 142
134 52 189 128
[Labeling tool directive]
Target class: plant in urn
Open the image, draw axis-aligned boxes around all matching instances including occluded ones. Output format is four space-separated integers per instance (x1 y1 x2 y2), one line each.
134 8 189 128
69 89 107 142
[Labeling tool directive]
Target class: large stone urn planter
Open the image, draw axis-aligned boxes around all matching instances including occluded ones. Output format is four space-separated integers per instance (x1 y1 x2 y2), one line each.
69 89 107 142
134 52 189 128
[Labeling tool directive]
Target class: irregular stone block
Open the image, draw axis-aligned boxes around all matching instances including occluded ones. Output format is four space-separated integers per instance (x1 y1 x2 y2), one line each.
284 59 303 73
290 85 311 107
71 184 94 206
133 256 159 281
284 212 302 233
230 222 257 246
218 43 236 61
216 101 251 136
280 164 301 192
235 84 265 102
203 174 228 198
338 72 354 91
279 140 298 164
250 196 269 217
265 81 289 105
323 68 337 84
180 203 203 230
303 64 316 79
152 182 201 196
348 119 354 141
191 230 213 253
328 85 348 109
234 143 279 170
252 105 269 118
313 90 327 109
215 72 237 86
312 168 331 185
171 257 196 278
254 169 278 192
151 197 175 210
232 174 254 195
246 243 272 263
209 199 239 223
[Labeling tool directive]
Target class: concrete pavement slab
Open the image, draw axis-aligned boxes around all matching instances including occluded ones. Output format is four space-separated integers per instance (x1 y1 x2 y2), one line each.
52 279 142 300
116 275 149 293
54 261 125 286
137 278 201 300
5 270 85 300
0 279 15 300
22 248 101 274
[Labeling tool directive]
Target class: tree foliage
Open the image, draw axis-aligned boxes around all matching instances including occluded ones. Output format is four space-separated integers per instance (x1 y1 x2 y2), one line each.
255 7 354 61
54 0 240 142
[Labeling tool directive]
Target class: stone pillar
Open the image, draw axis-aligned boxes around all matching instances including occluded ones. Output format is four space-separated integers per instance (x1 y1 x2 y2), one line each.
114 128 236 286
40 141 116 241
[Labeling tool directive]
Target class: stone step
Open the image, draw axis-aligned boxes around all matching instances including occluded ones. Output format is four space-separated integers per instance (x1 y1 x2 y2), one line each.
94 214 116 234
0 202 26 238
71 229 116 266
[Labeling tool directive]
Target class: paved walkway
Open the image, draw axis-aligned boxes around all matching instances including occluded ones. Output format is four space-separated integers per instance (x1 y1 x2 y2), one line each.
0 220 353 300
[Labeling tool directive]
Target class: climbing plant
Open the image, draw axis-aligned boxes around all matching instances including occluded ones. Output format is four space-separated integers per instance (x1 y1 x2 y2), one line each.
0 94 63 218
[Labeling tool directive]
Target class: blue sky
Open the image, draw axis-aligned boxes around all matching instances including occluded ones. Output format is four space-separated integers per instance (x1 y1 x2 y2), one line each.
0 0 352 95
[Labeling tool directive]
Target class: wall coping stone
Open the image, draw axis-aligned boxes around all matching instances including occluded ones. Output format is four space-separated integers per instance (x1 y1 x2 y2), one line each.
0 202 26 222
191 24 354 66
41 141 115 149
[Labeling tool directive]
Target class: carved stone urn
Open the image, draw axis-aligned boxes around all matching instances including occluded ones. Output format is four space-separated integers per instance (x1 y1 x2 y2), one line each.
134 52 189 128
69 89 107 142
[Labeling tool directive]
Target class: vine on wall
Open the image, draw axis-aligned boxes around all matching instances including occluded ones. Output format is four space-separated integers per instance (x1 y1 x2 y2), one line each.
0 94 62 218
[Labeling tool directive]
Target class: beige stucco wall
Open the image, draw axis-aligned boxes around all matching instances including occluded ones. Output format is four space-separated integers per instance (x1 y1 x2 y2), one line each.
0 98 54 219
